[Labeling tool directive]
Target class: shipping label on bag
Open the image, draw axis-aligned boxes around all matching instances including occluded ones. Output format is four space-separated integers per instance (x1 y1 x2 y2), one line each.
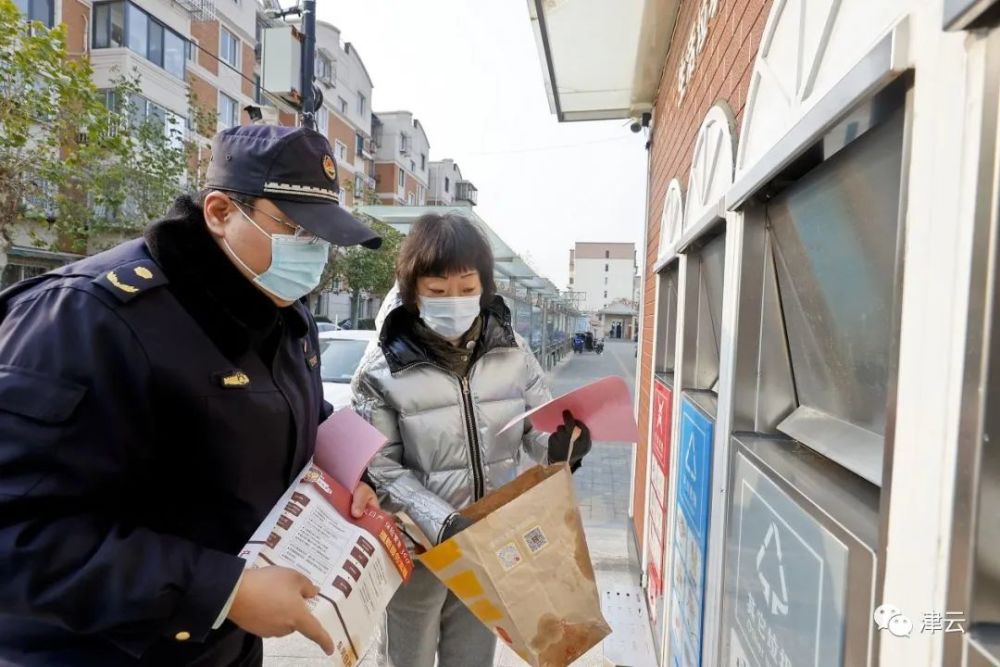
240 464 413 667
419 464 612 667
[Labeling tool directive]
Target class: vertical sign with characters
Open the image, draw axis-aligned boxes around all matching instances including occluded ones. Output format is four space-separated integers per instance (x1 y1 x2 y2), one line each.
668 398 714 667
647 380 673 658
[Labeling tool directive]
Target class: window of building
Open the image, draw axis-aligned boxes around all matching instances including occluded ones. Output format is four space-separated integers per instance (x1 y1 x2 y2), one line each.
334 140 347 162
418 186 425 205
357 93 366 116
445 177 450 193
604 291 608 298
569 277 574 285
316 109 328 136
254 74 265 105
338 97 348 114
317 54 333 83
407 192 415 205
220 26 239 68
604 277 608 285
163 30 185 78
605 250 610 258
93 3 185 78
356 133 364 156
605 264 609 272
188 38 198 64
398 169 405 189
420 154 426 171
103 90 182 146
218 92 239 130
355 174 364 196
14 0 54 25
410 160 415 173
126 4 147 55
147 19 163 66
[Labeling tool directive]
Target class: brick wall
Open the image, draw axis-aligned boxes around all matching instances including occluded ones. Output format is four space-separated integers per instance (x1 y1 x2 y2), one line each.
188 72 218 122
329 114 359 169
374 162 399 203
241 42 256 98
62 0 89 56
634 0 772 545
191 20 220 75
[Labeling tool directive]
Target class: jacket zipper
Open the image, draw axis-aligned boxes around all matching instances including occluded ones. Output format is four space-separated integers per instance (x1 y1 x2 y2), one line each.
460 377 486 500
396 359 491 501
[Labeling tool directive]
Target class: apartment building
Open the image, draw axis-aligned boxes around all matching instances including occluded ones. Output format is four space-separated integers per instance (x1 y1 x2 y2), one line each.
308 20 375 211
427 159 478 207
567 242 637 312
372 111 429 206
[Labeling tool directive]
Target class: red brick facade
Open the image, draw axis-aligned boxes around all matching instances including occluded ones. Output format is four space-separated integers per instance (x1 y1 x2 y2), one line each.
190 20 220 75
634 0 772 544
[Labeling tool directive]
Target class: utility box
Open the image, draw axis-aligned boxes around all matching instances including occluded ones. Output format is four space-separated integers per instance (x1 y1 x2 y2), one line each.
261 26 303 107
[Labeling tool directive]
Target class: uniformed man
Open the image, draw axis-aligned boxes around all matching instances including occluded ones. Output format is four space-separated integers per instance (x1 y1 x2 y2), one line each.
0 125 383 666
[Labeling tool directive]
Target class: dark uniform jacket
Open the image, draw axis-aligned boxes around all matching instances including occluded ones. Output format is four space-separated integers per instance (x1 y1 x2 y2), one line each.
0 196 330 665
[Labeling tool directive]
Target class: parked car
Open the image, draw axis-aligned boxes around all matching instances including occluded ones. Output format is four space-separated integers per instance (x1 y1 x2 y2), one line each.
318 330 377 411
316 322 340 333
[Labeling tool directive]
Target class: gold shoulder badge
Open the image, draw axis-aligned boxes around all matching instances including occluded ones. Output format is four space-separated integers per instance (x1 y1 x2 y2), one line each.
92 260 167 303
106 271 139 294
219 371 251 388
322 154 337 182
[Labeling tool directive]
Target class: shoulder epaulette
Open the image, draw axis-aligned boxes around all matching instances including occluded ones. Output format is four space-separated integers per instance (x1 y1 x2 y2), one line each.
91 258 168 303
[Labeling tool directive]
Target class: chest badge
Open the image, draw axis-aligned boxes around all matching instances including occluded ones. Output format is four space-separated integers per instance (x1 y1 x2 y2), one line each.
216 370 251 388
304 340 319 369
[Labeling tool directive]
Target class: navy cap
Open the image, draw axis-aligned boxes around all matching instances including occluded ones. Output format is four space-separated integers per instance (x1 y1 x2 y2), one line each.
205 124 382 249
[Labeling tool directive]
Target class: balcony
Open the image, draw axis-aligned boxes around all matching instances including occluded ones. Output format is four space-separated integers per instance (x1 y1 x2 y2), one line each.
173 0 215 21
455 180 478 206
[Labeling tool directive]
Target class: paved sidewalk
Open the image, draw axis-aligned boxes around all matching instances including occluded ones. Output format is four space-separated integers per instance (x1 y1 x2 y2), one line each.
264 340 653 667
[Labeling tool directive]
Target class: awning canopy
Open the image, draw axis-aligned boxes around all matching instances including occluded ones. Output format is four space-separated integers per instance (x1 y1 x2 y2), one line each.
526 0 680 121
358 205 565 301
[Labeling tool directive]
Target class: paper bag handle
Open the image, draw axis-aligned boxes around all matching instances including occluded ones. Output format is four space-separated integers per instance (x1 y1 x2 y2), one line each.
565 426 582 470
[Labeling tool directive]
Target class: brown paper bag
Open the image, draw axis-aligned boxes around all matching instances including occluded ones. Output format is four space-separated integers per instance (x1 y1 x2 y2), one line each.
418 464 611 667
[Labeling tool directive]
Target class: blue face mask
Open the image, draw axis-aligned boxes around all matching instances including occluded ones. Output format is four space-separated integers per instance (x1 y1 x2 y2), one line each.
225 205 331 302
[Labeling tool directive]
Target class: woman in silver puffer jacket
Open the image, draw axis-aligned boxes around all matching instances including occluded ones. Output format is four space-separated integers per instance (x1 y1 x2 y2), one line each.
351 213 591 667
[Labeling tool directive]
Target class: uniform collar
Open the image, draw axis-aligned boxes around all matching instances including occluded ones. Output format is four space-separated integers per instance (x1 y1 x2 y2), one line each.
144 195 309 360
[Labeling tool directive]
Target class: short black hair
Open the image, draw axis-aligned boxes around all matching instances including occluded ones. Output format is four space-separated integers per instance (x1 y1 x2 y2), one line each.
395 212 496 311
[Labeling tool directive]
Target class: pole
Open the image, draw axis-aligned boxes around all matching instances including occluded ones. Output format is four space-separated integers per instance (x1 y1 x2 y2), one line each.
300 0 317 130
540 297 549 369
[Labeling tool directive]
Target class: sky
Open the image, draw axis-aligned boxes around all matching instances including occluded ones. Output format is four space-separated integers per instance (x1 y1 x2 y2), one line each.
314 0 648 289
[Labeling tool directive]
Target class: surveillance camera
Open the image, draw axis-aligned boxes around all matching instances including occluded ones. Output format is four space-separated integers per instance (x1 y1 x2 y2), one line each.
630 121 642 133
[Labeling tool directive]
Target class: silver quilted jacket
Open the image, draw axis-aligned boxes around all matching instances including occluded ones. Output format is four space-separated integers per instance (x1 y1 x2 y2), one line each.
351 295 552 545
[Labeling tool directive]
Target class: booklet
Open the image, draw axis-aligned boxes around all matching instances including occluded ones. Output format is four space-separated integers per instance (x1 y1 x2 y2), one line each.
239 410 412 666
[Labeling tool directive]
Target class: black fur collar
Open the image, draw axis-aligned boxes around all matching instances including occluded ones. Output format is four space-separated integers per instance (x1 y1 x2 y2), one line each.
143 195 308 361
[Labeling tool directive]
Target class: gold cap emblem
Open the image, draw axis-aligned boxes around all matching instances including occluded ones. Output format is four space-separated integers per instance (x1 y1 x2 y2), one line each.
322 154 337 182
134 266 153 280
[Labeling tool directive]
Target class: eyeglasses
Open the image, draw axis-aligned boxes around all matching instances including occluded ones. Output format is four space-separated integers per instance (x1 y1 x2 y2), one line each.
230 197 319 242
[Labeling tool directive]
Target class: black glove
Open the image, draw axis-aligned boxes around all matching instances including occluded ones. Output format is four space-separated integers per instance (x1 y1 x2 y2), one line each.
547 410 592 472
440 513 474 543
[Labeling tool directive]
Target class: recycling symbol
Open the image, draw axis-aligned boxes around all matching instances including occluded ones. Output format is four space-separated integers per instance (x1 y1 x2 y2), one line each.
684 433 697 481
755 522 789 615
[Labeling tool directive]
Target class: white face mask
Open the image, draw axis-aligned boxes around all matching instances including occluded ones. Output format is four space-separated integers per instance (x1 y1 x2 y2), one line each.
418 295 481 340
